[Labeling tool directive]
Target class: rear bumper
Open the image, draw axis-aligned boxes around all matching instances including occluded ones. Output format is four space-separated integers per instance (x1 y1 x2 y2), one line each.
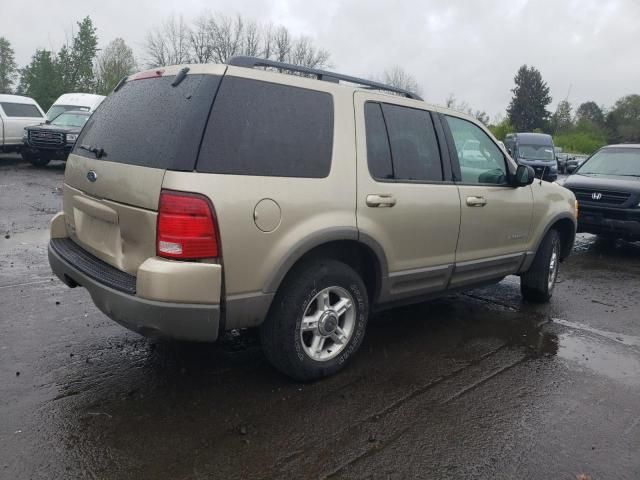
48 239 221 342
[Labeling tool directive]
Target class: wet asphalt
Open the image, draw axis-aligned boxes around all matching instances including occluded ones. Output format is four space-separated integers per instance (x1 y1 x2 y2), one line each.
1 155 639 480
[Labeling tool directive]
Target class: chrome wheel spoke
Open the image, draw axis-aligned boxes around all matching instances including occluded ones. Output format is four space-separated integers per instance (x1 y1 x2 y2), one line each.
301 311 322 332
310 334 326 356
334 298 352 317
318 291 331 311
331 326 348 345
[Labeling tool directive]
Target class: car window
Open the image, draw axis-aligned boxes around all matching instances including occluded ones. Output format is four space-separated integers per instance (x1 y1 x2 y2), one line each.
445 115 507 185
198 77 334 178
74 74 220 170
578 148 640 176
46 105 90 121
364 102 442 182
51 113 90 128
0 102 42 118
364 102 393 179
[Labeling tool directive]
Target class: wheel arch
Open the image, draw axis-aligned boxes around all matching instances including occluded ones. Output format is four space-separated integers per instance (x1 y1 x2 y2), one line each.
535 213 576 261
263 228 388 305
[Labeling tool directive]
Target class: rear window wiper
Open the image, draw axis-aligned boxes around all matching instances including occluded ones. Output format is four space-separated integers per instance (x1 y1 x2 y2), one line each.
78 144 106 159
171 67 190 87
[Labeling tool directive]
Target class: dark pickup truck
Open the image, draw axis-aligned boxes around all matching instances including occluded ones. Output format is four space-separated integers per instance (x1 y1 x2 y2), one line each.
22 110 90 167
564 144 640 241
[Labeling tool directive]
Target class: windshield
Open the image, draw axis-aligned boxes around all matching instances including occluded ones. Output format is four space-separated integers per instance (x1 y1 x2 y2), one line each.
46 105 90 121
51 112 89 128
578 148 640 177
518 144 555 161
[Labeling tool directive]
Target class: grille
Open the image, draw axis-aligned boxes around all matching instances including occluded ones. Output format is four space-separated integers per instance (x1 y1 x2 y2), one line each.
28 130 65 147
570 188 631 206
51 238 136 295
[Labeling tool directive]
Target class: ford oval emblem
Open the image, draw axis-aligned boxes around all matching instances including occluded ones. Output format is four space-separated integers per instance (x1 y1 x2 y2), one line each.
87 170 98 182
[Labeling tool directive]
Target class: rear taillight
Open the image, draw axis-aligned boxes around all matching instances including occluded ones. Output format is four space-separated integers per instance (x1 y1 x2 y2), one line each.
157 190 219 259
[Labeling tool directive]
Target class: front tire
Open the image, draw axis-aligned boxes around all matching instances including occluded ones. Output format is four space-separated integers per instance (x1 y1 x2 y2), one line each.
24 150 51 167
521 229 561 303
260 259 369 381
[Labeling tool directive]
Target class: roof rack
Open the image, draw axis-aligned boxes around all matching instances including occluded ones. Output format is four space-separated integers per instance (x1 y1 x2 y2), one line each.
226 56 423 101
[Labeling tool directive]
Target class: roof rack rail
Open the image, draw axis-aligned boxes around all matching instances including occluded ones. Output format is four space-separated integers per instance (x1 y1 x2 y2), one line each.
226 56 423 101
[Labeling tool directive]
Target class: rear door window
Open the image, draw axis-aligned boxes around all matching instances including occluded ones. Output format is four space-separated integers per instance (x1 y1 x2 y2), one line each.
0 102 42 117
364 101 443 182
197 77 334 178
74 74 220 170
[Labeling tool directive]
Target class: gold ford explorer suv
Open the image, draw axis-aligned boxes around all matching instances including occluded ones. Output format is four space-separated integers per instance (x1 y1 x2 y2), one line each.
48 57 577 381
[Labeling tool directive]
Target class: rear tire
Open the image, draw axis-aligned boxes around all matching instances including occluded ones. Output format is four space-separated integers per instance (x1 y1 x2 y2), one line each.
521 229 561 303
260 259 369 381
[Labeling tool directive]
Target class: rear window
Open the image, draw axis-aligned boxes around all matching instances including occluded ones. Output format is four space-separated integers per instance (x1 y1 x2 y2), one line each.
197 77 333 178
74 74 220 170
1 102 42 118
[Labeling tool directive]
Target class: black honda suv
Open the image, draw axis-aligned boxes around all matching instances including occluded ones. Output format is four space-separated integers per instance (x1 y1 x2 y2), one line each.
22 110 90 167
563 144 640 241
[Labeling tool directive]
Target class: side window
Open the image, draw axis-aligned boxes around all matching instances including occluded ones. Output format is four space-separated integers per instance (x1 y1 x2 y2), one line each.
445 115 507 185
382 104 443 182
0 102 42 118
364 103 393 179
198 77 334 178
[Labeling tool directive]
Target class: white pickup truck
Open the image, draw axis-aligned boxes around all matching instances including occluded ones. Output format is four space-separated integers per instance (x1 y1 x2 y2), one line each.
0 94 45 154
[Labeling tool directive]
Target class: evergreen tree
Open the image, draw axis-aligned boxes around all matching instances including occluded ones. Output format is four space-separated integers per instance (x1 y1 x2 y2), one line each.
551 100 573 134
59 16 99 92
506 65 552 132
19 50 62 110
0 37 18 94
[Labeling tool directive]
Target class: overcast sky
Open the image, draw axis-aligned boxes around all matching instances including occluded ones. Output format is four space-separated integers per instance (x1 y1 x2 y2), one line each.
4 0 639 120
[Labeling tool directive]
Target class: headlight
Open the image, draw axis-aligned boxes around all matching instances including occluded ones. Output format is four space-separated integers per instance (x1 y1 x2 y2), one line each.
22 130 28 140
66 134 78 143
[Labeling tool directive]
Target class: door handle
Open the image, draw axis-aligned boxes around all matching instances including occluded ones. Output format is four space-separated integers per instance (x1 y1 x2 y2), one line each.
366 194 396 208
466 196 487 207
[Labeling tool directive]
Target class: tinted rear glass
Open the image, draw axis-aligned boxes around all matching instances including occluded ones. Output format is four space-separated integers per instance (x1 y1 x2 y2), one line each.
1 102 42 118
197 77 333 178
381 103 443 182
74 75 220 170
364 102 393 179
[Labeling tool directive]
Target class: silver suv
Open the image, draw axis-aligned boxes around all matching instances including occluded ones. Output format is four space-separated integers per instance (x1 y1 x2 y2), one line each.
48 57 578 380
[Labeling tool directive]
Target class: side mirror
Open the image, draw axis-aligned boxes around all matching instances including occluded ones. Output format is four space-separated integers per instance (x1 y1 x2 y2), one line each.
44 119 51 124
566 164 577 174
513 165 535 186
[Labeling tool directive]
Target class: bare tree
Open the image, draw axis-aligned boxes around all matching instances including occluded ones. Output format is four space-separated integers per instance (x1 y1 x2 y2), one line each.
274 26 291 63
244 20 261 57
445 93 490 125
208 14 244 63
144 12 332 70
377 66 423 96
289 36 330 68
190 14 214 64
145 15 191 67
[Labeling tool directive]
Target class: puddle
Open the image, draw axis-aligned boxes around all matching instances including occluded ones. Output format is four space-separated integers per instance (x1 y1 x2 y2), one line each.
553 318 640 387
557 332 640 387
553 318 640 348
